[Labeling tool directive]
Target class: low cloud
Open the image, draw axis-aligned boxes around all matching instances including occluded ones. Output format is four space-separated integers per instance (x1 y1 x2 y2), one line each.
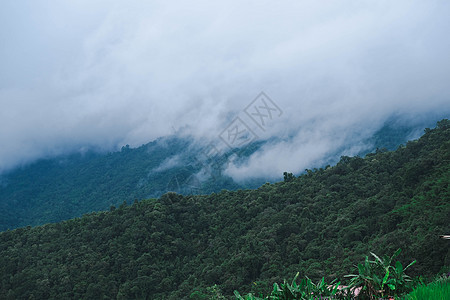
150 155 182 174
1 1 449 178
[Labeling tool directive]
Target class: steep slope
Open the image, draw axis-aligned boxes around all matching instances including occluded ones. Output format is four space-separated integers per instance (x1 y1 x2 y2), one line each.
0 118 440 231
0 120 448 299
0 137 246 231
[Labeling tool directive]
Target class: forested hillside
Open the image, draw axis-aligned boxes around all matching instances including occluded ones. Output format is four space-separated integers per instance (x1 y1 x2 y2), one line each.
0 118 437 231
0 137 248 231
0 120 448 299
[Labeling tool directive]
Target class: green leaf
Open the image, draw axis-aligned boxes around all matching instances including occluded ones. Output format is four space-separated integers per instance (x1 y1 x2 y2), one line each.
387 283 396 290
234 290 245 300
392 248 402 260
358 263 365 275
370 252 383 265
331 281 341 295
383 270 390 284
404 260 416 271
291 272 299 286
319 277 325 289
395 260 403 275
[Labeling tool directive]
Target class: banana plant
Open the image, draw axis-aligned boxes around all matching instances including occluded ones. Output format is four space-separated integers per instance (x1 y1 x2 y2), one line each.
345 248 416 299
235 249 416 299
345 255 381 299
371 249 416 296
234 272 341 300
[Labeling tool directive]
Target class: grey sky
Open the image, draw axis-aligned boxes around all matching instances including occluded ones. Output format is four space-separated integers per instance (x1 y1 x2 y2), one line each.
1 1 449 179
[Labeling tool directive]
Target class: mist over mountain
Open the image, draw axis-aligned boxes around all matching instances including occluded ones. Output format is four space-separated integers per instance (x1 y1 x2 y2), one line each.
0 120 448 299
0 117 445 231
1 1 450 178
1 2 450 298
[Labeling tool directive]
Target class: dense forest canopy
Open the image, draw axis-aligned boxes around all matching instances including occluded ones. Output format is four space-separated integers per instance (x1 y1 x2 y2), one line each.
0 119 448 299
0 118 438 231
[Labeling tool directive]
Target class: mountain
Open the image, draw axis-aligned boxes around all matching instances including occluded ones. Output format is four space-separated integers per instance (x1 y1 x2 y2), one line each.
0 119 448 299
0 136 262 231
0 117 443 231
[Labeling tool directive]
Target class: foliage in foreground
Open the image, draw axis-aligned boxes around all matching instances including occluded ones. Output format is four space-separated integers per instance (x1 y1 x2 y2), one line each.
403 275 450 300
234 249 419 300
234 273 343 300
345 249 416 299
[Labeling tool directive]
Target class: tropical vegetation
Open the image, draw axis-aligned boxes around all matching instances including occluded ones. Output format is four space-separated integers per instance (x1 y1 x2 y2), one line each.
0 119 435 231
0 120 448 299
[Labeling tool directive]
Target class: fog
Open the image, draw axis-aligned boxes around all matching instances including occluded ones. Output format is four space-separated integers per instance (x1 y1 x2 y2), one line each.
1 0 449 180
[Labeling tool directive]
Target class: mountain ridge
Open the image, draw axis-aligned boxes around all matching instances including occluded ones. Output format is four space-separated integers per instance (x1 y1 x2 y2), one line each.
0 119 448 299
0 116 445 231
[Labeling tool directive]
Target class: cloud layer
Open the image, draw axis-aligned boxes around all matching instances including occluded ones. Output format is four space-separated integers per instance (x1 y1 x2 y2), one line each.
1 0 449 178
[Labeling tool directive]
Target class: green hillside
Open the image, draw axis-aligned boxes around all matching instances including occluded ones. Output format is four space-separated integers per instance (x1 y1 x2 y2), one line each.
0 137 247 231
0 118 439 231
0 120 448 299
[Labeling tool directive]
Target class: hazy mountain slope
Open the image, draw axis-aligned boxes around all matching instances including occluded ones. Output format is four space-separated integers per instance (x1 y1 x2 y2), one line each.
0 137 209 230
0 117 444 231
0 120 448 299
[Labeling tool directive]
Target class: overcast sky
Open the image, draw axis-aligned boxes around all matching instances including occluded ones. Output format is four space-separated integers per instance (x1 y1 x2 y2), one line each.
1 0 450 179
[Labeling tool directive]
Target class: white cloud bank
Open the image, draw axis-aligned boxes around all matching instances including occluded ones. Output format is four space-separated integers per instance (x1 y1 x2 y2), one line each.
0 0 449 179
